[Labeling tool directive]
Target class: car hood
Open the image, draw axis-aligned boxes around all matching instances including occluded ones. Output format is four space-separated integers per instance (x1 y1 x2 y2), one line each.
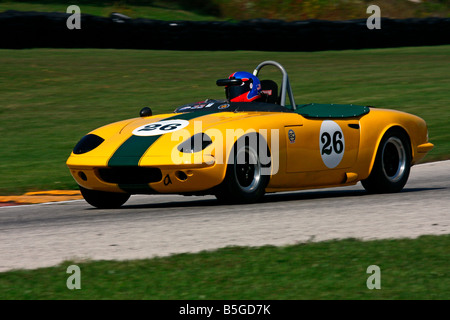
67 101 293 168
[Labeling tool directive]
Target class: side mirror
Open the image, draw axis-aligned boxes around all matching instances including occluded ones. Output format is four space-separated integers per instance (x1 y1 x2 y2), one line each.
140 107 152 117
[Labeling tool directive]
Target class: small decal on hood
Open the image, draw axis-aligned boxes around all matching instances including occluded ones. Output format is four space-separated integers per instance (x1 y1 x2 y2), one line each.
218 103 230 109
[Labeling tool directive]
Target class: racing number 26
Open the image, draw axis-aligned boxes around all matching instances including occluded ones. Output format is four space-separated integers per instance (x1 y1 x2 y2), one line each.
138 123 182 132
321 131 343 155
133 119 190 137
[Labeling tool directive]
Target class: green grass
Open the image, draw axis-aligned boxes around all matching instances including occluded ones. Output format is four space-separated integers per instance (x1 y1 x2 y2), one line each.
0 235 448 299
0 46 449 195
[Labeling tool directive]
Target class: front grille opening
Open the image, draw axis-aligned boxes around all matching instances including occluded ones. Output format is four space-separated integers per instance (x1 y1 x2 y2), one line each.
98 167 163 184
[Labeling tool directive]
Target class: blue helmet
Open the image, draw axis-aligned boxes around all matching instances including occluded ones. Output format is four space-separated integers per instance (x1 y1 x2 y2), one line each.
226 71 262 102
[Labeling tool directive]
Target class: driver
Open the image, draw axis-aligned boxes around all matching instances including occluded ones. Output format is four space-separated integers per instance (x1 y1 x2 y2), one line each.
223 71 263 102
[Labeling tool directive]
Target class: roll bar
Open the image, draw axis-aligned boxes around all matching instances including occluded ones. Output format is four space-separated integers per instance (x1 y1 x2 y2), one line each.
253 60 296 110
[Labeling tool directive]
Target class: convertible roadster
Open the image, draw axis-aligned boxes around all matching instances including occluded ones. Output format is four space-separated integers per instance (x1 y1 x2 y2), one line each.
67 61 433 208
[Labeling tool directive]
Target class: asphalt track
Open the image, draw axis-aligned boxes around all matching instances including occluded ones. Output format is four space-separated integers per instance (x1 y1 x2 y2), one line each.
0 160 449 272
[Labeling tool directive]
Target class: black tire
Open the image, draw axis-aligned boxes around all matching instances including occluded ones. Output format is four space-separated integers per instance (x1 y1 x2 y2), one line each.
79 186 130 209
361 128 411 194
215 135 270 204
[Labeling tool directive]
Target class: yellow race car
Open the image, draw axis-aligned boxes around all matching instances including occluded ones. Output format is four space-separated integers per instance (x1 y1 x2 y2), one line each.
67 61 433 208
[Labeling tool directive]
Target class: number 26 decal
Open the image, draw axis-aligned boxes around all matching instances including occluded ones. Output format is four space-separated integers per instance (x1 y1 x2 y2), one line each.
321 131 343 155
132 119 190 136
319 120 345 169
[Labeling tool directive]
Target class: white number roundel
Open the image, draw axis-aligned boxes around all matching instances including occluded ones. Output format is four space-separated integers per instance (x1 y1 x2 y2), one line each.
132 119 190 136
319 120 345 168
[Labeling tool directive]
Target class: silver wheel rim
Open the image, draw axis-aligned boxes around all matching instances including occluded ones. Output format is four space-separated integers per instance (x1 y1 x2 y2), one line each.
381 136 406 183
234 146 261 193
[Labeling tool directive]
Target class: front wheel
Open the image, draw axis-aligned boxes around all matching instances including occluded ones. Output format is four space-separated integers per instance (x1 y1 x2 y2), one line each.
361 129 411 194
79 186 130 209
215 138 270 204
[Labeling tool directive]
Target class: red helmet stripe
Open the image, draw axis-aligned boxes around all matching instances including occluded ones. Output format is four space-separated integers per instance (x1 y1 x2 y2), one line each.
230 91 260 102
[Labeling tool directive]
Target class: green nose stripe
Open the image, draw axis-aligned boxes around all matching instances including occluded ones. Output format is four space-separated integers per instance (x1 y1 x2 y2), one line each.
107 109 217 167
108 135 159 167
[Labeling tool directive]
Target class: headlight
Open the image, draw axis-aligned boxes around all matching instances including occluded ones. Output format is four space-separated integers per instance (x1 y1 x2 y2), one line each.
177 133 212 153
73 134 104 154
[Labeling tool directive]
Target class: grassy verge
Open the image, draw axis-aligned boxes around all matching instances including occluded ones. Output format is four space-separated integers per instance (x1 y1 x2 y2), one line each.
0 235 448 299
0 46 449 194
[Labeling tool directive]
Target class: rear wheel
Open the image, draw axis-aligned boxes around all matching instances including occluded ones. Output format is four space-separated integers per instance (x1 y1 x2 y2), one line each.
79 186 130 209
362 129 411 194
215 137 270 203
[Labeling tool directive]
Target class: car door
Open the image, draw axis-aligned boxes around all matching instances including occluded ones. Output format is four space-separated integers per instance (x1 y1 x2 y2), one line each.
285 118 360 174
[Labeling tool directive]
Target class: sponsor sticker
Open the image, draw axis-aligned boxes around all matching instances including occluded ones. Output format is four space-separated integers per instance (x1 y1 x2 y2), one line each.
288 129 296 143
177 106 192 112
218 104 230 110
191 104 206 109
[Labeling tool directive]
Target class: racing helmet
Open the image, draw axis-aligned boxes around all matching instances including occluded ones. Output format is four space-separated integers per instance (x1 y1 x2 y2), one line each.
224 71 262 102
